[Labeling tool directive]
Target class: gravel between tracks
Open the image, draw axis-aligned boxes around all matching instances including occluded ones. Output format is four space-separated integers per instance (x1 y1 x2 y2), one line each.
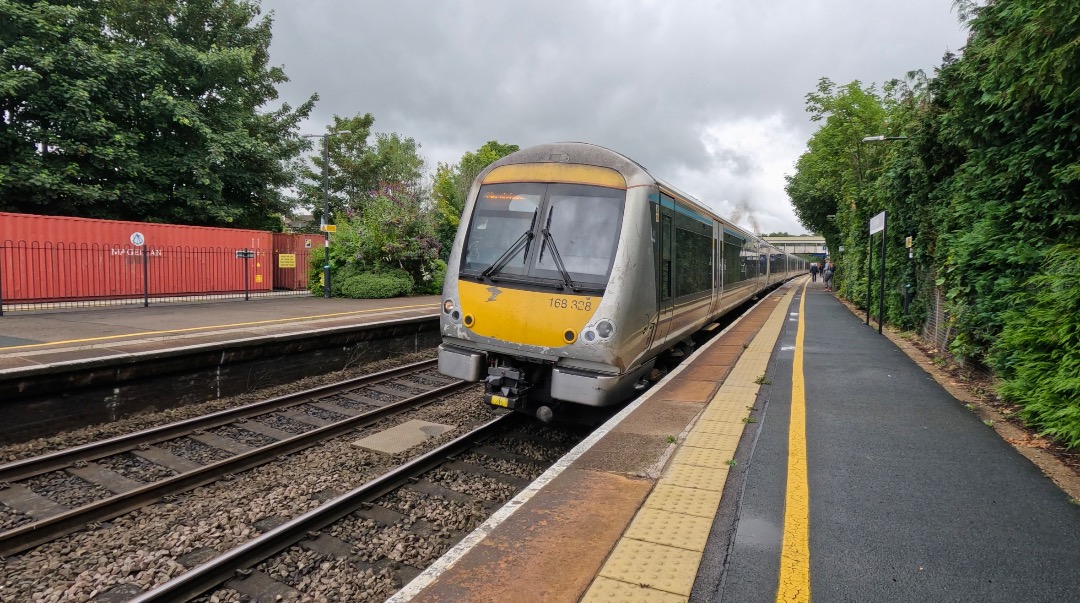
2 350 482 601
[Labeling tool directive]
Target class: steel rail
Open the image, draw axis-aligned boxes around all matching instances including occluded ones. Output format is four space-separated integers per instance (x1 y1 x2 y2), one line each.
128 413 517 603
0 359 439 483
0 376 470 557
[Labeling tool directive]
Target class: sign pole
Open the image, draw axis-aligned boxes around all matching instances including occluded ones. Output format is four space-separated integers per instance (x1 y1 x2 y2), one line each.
142 245 149 308
878 213 887 334
867 211 886 329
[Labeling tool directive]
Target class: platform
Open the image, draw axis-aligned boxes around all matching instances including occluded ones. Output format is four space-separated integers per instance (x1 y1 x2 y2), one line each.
0 295 440 372
0 296 441 442
390 278 1080 603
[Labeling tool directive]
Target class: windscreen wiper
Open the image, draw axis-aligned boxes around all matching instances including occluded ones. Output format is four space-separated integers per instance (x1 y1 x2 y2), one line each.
540 228 579 292
480 231 534 280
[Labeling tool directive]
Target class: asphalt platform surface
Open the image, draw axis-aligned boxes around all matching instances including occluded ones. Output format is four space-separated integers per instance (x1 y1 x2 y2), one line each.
696 280 1080 602
0 295 440 369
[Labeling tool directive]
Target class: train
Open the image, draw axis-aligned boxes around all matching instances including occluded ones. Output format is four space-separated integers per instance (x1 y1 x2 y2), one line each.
437 142 806 422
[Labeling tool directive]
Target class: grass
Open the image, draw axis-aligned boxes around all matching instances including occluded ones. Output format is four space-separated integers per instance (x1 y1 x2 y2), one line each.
725 459 737 467
754 374 771 385
664 435 677 444
742 416 758 424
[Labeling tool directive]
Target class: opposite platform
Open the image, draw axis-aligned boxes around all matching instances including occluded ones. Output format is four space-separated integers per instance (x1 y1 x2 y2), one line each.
0 295 440 373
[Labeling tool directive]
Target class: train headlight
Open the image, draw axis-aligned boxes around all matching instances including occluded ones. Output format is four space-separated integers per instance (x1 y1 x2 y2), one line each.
583 330 597 342
464 314 475 328
443 299 454 314
596 320 615 339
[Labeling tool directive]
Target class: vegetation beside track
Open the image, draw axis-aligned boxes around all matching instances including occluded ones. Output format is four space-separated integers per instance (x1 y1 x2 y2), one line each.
786 0 1080 448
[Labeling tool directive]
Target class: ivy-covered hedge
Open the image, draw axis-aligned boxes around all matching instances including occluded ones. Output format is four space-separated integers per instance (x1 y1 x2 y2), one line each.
786 0 1080 447
995 246 1080 448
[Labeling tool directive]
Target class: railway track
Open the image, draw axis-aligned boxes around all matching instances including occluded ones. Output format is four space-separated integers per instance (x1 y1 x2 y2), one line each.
129 412 575 602
0 359 470 557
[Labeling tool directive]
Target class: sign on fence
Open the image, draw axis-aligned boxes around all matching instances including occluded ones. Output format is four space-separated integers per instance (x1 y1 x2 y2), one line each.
235 250 256 259
278 254 297 268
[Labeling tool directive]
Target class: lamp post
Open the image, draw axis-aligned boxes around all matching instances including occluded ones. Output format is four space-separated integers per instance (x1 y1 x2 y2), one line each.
303 130 350 298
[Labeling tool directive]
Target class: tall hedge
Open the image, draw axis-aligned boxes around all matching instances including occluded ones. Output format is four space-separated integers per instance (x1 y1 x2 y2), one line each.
788 0 1080 446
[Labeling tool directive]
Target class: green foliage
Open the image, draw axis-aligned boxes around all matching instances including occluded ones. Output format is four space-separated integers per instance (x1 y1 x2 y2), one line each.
787 0 1080 447
995 245 1080 448
415 259 446 295
339 270 414 299
0 0 316 229
432 140 519 258
293 116 430 229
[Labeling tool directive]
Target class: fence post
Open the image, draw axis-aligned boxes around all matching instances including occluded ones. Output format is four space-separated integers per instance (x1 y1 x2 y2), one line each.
0 244 4 317
244 249 250 301
143 245 149 308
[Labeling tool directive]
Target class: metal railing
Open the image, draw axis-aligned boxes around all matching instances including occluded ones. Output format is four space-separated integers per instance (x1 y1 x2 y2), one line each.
1 241 313 314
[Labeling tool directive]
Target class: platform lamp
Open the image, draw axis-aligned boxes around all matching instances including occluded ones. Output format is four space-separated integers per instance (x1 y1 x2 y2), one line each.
303 130 351 298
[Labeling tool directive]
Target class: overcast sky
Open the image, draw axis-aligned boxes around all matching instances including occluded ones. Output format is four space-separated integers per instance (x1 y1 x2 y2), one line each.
258 0 969 235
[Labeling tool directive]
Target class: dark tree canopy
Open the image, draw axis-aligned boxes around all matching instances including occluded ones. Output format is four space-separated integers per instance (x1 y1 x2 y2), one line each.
0 0 315 230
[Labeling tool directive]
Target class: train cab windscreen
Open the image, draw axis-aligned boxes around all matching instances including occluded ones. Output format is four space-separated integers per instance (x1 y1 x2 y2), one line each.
461 182 625 289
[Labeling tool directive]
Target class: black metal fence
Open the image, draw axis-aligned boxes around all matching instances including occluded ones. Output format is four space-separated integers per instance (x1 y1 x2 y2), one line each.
0 241 314 314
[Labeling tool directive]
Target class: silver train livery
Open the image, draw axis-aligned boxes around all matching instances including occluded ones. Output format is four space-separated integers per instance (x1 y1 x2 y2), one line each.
437 142 806 421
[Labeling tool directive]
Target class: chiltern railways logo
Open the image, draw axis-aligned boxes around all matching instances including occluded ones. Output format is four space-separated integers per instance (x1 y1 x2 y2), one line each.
486 286 502 302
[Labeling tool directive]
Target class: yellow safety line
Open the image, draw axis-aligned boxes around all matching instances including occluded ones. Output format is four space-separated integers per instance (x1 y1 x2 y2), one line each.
776 279 811 602
0 303 439 351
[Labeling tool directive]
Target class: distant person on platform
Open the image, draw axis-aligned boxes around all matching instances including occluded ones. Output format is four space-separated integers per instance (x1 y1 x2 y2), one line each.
823 260 835 292
809 262 819 282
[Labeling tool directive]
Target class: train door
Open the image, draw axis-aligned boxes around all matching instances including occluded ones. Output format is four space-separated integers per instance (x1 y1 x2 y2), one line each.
654 193 676 345
712 223 724 315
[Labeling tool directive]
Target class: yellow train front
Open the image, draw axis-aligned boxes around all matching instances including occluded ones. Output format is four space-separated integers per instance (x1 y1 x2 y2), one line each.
438 142 805 422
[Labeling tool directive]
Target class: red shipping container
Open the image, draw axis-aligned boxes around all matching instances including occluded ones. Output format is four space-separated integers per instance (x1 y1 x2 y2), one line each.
272 233 317 291
0 212 272 302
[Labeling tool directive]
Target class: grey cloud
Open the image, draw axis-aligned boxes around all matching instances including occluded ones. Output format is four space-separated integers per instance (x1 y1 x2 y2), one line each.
259 0 968 233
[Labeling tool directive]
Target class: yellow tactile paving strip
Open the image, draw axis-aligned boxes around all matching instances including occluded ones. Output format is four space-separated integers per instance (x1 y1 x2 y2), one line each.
582 284 798 602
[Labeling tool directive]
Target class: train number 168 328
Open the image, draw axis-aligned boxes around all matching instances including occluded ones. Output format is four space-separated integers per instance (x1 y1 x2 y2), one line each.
550 297 592 311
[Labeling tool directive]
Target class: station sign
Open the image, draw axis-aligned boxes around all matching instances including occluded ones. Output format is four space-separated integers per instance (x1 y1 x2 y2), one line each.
869 211 886 235
235 250 256 259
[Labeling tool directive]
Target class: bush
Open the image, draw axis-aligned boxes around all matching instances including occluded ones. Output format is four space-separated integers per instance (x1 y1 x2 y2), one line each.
994 245 1080 448
338 270 414 299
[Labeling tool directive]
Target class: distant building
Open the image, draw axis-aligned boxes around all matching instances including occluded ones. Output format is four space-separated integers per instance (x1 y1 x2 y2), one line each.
763 235 828 260
282 212 314 233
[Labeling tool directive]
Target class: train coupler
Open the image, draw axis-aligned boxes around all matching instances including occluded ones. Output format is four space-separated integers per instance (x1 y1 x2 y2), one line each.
485 366 531 410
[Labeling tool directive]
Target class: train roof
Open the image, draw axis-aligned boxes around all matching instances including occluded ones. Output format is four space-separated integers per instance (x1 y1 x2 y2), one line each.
480 142 780 252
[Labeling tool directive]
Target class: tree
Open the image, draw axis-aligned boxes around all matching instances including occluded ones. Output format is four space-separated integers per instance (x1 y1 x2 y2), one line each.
0 0 315 230
431 140 519 256
785 78 892 297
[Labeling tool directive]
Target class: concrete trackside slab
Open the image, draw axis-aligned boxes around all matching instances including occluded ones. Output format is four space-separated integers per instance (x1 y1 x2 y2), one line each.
350 420 454 454
410 468 652 603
